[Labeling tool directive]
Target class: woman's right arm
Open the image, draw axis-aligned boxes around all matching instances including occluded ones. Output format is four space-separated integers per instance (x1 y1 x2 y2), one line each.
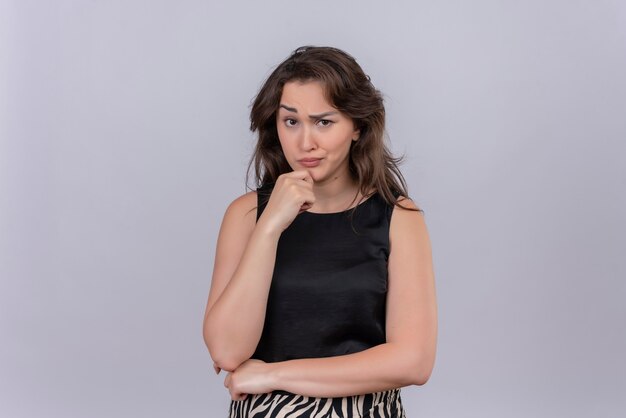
202 191 282 372
203 171 315 372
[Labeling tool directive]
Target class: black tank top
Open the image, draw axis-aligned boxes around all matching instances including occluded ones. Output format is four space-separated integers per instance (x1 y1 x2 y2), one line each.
251 182 399 363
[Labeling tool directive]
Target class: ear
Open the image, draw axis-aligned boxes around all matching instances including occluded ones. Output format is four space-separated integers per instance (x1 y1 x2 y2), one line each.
352 127 361 141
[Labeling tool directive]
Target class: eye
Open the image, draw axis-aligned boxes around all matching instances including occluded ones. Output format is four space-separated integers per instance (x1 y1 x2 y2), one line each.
284 118 298 127
318 119 334 127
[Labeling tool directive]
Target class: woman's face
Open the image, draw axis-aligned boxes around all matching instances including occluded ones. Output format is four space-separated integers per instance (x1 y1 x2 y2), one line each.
276 80 360 184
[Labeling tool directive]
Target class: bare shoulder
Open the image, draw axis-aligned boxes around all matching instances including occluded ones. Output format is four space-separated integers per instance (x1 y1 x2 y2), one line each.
222 190 258 225
218 191 257 247
391 196 424 219
389 196 429 249
226 191 257 216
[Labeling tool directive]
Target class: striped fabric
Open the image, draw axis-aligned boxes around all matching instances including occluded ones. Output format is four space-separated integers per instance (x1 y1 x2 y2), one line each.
228 387 406 417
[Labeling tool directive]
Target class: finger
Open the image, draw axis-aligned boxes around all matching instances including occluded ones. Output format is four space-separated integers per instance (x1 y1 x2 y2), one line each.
233 391 248 401
303 189 316 210
294 170 313 185
299 202 313 213
284 170 311 181
302 170 314 185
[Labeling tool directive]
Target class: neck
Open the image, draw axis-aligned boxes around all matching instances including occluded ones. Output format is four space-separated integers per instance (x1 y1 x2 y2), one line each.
310 174 360 212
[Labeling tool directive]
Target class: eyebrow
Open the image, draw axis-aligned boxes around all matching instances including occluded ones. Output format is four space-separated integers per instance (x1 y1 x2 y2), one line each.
279 104 339 119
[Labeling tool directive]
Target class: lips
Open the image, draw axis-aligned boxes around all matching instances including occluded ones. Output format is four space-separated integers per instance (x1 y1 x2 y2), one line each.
298 158 322 167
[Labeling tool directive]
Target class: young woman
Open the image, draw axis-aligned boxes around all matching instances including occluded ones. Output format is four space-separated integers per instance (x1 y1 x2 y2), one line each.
203 45 437 418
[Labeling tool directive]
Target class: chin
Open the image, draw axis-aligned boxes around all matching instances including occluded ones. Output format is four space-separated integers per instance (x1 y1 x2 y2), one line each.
308 172 320 182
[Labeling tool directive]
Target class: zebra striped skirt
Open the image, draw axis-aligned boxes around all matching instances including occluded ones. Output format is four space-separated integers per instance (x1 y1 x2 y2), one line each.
228 387 406 418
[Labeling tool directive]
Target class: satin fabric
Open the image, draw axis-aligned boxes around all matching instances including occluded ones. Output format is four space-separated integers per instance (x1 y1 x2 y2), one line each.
251 182 395 363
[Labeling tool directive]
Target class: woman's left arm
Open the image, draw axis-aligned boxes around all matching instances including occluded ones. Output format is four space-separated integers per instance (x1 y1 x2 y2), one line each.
224 198 438 399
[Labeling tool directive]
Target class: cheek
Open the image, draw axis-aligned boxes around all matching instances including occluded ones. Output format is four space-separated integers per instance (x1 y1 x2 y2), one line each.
331 133 354 154
276 132 294 158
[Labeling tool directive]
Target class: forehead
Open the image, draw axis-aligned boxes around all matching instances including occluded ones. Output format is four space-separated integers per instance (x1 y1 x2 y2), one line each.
279 80 334 109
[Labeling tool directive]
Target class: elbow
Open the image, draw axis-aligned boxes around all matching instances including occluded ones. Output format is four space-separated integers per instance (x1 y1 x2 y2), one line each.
208 338 247 372
202 322 247 372
408 353 436 386
400 366 432 386
411 367 433 386
211 355 241 373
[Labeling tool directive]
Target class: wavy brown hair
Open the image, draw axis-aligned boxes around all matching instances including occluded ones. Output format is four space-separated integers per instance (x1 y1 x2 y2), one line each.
245 45 422 215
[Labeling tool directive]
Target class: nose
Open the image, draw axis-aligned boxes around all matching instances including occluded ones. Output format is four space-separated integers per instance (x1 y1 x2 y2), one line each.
300 125 317 151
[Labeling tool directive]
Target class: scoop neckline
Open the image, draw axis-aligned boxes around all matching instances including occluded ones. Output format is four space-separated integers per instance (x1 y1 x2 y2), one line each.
301 192 378 215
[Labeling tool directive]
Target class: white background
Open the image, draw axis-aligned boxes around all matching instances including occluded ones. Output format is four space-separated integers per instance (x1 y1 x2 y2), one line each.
1 1 625 417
